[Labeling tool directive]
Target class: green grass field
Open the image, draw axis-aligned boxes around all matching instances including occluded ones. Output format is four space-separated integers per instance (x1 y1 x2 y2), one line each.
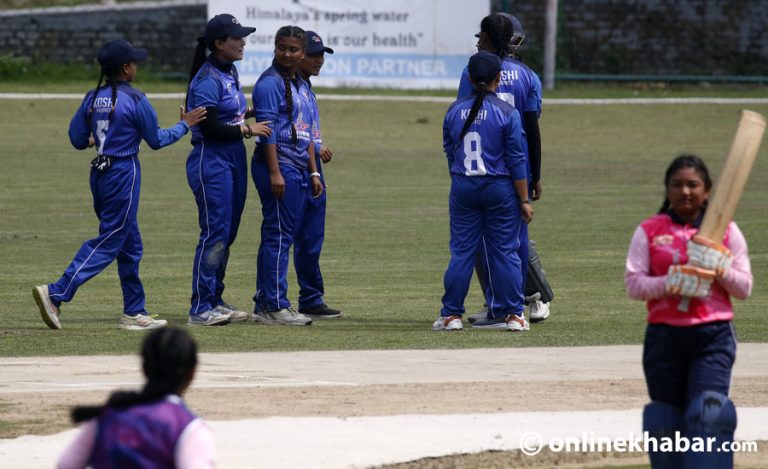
1 87 767 356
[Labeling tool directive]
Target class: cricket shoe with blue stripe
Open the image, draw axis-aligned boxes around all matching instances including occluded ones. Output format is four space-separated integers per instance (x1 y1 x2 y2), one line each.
214 302 249 322
187 310 231 326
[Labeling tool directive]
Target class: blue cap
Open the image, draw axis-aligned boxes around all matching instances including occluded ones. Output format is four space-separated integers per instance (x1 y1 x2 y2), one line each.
97 39 148 72
468 51 501 84
204 14 256 47
305 31 334 55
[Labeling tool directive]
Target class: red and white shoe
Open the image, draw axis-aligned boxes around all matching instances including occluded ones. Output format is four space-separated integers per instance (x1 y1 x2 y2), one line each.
432 315 463 331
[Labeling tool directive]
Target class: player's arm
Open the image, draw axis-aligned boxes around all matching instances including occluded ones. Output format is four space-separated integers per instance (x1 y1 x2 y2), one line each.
716 223 753 300
68 95 93 150
307 138 323 198
190 77 248 142
56 419 97 469
523 111 541 199
134 96 205 150
624 227 666 300
524 72 543 199
503 110 533 222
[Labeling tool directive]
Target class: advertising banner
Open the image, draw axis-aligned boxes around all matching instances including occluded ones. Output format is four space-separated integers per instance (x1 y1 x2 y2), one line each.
210 0 489 88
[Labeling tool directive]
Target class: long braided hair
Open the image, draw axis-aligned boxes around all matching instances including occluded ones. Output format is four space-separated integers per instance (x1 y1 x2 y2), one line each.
658 154 712 214
273 25 306 144
71 327 198 423
86 68 118 129
479 13 514 58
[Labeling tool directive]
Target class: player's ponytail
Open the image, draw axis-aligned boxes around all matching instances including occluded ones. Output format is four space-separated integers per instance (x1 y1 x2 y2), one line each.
185 38 208 110
273 25 306 145
86 72 105 127
659 154 713 214
71 328 198 423
458 85 488 143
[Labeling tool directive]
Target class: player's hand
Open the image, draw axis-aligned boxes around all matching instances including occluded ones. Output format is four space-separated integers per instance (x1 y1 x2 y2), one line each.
180 106 206 127
665 265 716 297
250 121 272 138
532 181 542 201
687 235 732 278
318 145 333 163
270 171 285 199
520 201 534 223
310 175 324 198
87 136 96 148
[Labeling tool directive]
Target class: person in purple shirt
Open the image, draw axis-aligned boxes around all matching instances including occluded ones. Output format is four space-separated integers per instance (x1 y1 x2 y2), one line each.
434 51 533 332
57 327 215 468
251 25 324 326
33 39 205 331
185 14 271 326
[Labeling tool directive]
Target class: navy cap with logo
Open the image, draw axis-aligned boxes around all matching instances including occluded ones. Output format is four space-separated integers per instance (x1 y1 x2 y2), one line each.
468 51 502 84
203 14 256 47
97 39 148 73
305 31 334 56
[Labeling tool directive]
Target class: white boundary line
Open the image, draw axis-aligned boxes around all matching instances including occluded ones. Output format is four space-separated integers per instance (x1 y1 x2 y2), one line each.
1 93 768 105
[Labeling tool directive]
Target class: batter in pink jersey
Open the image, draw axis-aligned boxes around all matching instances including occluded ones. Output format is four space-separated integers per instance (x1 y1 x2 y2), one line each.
624 154 752 469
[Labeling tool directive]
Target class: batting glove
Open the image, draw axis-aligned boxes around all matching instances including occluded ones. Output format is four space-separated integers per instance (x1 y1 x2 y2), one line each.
687 235 732 278
665 265 716 298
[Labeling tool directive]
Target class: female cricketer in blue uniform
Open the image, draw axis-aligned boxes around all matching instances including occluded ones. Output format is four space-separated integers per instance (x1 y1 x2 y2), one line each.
33 39 205 331
434 51 533 332
293 31 342 319
251 25 323 326
458 13 548 324
185 14 270 326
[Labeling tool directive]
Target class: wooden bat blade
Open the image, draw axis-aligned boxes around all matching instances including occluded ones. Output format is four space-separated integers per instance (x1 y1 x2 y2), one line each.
698 110 767 242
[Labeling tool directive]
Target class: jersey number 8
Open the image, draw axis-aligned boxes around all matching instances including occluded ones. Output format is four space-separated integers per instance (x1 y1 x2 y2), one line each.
463 131 487 176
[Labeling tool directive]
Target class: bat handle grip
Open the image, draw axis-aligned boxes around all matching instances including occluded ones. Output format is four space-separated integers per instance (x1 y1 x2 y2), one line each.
678 297 691 312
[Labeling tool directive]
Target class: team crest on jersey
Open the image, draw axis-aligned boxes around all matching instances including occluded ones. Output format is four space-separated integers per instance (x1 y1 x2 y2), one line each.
311 121 320 140
294 111 310 133
226 82 233 93
652 235 674 246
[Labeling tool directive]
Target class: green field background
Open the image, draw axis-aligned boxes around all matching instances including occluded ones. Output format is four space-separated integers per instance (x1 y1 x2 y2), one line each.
1 92 766 356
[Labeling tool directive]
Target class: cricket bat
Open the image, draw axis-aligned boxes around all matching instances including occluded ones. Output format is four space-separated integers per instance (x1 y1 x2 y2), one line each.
679 109 766 311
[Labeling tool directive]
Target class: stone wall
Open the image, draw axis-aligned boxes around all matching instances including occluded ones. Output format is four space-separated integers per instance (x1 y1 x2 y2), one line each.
494 0 768 77
0 0 207 74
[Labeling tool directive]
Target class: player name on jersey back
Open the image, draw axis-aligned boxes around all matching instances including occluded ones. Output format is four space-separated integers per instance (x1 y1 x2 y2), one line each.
460 109 487 124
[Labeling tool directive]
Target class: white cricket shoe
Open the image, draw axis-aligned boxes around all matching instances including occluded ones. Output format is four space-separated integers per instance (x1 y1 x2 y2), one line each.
33 285 61 330
506 313 530 332
432 315 463 331
215 302 249 322
119 314 167 330
253 307 312 326
529 300 550 323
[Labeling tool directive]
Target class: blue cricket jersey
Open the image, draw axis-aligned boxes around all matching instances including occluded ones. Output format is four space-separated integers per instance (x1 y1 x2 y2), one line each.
69 81 190 157
457 57 540 113
187 56 247 145
443 92 527 180
252 65 314 170
305 83 323 157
